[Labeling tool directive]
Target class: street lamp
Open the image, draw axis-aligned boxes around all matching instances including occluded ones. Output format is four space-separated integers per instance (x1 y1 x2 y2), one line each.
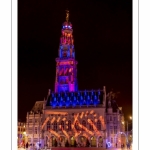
127 116 132 143
23 132 26 135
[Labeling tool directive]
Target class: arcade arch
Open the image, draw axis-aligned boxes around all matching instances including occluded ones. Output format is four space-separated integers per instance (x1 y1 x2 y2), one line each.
90 136 96 147
70 136 76 146
78 136 87 147
51 136 57 147
98 136 103 147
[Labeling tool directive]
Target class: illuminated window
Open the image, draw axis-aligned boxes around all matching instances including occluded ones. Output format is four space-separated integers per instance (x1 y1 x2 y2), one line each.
68 120 71 131
28 138 31 142
111 138 113 143
61 121 65 130
89 120 94 131
82 120 86 131
107 116 109 121
114 126 117 134
54 121 57 131
47 121 50 131
34 127 37 134
97 120 101 130
28 119 32 123
28 127 32 134
75 121 79 131
115 138 118 143
111 130 113 134
34 138 38 142
110 116 112 121
114 117 116 121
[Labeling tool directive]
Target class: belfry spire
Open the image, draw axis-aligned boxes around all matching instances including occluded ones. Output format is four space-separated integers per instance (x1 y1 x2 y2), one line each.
54 10 78 93
66 9 69 22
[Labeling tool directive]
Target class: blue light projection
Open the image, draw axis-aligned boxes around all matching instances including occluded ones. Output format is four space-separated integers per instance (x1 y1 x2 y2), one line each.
107 142 111 148
62 25 72 29
106 139 112 148
73 96 77 107
47 90 102 108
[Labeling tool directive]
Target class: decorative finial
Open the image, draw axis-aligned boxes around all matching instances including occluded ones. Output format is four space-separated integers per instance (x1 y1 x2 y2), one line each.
66 9 69 22
48 89 51 96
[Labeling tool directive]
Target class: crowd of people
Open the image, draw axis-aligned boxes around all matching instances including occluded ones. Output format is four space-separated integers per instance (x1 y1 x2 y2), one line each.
121 143 131 149
105 142 131 149
22 141 131 150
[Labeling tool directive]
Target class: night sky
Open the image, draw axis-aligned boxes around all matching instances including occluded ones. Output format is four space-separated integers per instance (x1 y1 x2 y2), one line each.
18 0 132 122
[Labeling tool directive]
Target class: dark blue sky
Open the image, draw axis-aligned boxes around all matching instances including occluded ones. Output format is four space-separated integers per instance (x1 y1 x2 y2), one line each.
18 0 132 122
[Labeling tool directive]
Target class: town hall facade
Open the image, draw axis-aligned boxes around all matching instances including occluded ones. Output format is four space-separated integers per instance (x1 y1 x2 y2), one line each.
25 11 125 149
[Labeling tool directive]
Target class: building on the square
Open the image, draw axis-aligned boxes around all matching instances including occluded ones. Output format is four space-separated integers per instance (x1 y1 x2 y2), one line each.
25 101 43 148
25 10 125 148
18 122 26 147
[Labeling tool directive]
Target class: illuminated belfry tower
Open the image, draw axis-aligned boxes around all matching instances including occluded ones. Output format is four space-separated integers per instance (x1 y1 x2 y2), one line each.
55 10 78 93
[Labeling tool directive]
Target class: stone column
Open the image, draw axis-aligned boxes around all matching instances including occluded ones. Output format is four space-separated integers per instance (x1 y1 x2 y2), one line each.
96 137 98 147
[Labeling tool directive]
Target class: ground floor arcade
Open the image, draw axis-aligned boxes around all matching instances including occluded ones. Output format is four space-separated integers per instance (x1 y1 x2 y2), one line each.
43 134 104 148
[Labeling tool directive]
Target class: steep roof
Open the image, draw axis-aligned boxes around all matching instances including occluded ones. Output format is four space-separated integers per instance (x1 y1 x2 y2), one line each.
106 99 122 113
46 90 104 108
31 101 44 113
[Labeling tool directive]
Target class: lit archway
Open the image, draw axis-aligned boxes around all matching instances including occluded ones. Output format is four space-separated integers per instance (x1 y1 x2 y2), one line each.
59 136 66 147
90 136 96 147
45 136 48 147
79 136 87 147
70 136 76 147
51 136 57 147
115 132 128 145
98 136 103 147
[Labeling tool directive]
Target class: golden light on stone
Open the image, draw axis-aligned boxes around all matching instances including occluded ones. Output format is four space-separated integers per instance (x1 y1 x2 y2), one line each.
45 112 68 115
94 114 97 117
51 117 55 123
41 117 50 130
57 117 60 122
90 110 94 114
40 109 106 142
80 112 84 119
62 129 69 138
50 129 60 138
62 118 66 121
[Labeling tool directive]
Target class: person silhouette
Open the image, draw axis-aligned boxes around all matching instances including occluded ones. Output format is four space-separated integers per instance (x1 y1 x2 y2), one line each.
25 142 29 150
